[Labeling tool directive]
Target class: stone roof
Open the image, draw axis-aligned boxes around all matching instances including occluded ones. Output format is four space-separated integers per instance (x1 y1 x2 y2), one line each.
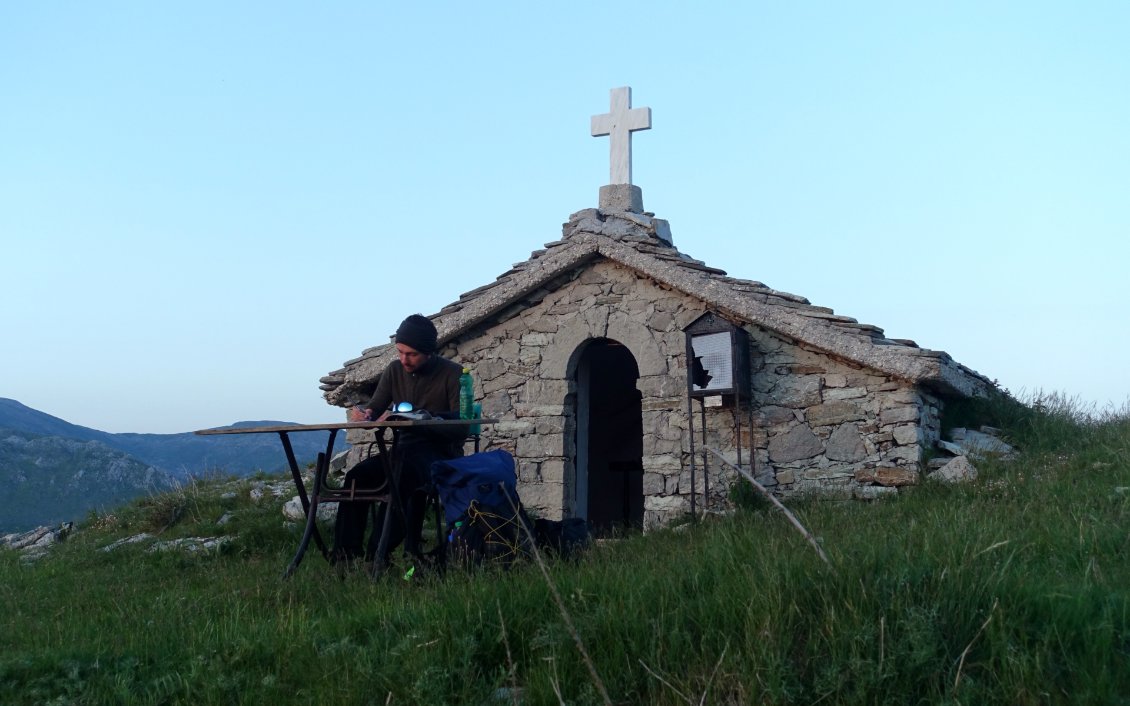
321 207 994 406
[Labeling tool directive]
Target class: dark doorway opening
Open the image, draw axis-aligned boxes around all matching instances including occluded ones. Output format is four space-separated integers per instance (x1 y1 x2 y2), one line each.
579 339 643 534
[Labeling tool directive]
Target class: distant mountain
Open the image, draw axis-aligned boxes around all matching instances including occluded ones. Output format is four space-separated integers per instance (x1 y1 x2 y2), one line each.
0 398 352 533
0 398 107 443
0 428 177 533
0 398 348 479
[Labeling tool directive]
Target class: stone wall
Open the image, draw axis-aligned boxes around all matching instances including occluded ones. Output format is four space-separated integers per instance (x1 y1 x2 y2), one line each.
690 327 944 510
346 258 945 528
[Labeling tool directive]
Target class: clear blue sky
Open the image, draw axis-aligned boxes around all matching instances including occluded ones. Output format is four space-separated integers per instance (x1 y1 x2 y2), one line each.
3 3 1127 433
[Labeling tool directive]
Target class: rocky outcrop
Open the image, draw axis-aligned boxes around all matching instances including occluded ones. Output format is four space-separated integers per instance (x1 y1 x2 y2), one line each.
926 426 1016 483
1 523 73 562
929 455 979 483
3 478 311 562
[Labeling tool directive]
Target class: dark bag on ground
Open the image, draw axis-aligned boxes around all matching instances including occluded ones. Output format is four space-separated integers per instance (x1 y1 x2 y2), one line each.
430 449 534 569
447 499 534 568
533 517 591 559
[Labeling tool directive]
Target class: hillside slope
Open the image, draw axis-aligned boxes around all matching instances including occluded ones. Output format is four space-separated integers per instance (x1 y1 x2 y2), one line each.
0 398 345 477
0 398 348 532
0 428 177 532
3 393 1129 705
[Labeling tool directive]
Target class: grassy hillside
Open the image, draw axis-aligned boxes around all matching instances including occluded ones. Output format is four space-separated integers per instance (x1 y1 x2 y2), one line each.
1 393 1127 705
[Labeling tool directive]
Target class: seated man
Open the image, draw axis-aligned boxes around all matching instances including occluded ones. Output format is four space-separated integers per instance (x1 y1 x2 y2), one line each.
332 314 467 567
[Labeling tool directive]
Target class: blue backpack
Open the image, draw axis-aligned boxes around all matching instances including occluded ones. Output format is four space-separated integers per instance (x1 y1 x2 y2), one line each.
430 449 534 568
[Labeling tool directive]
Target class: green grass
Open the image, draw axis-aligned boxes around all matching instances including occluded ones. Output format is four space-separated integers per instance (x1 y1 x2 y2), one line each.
2 394 1129 705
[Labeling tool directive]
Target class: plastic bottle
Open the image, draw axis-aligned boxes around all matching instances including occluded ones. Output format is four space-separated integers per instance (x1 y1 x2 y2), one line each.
470 402 482 436
459 367 474 420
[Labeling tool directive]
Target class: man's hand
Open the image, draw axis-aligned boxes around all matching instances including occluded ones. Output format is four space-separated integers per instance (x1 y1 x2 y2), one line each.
349 406 372 422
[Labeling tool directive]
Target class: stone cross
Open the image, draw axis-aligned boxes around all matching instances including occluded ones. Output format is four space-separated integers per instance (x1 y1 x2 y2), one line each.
590 86 651 185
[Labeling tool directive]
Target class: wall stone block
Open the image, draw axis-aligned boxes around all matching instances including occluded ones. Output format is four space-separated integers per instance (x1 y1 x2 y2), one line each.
493 420 533 435
891 424 920 446
675 470 706 494
774 376 823 408
854 465 878 483
757 405 797 427
881 388 920 407
645 434 684 456
535 417 565 435
823 373 848 388
516 460 540 482
874 466 919 486
520 332 552 347
482 372 529 395
544 301 581 316
520 483 564 517
768 425 823 463
519 346 543 366
850 374 886 388
880 405 919 424
642 454 682 473
645 494 688 513
738 426 769 449
642 472 666 495
807 401 865 427
539 458 565 483
644 412 683 438
517 432 562 457
631 338 669 376
802 468 855 480
641 394 682 412
624 298 651 316
538 327 587 377
775 363 827 376
514 403 564 417
825 423 868 462
882 445 920 463
521 378 569 403
825 386 867 401
649 310 675 331
525 318 560 334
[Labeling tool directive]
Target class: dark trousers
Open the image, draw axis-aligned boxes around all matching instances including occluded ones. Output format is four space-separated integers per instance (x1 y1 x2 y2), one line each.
332 438 451 564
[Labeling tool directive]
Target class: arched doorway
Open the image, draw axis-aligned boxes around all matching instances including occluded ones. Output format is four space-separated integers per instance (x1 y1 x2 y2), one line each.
574 338 643 534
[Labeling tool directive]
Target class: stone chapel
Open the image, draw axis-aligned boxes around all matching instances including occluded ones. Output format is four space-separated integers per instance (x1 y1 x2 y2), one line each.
319 88 993 531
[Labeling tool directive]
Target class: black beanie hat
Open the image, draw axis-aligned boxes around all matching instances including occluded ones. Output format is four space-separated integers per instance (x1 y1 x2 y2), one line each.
395 314 438 354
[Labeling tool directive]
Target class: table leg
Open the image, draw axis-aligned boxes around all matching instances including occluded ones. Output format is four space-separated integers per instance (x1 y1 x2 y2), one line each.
284 451 329 579
369 430 406 579
369 494 395 579
279 430 328 558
